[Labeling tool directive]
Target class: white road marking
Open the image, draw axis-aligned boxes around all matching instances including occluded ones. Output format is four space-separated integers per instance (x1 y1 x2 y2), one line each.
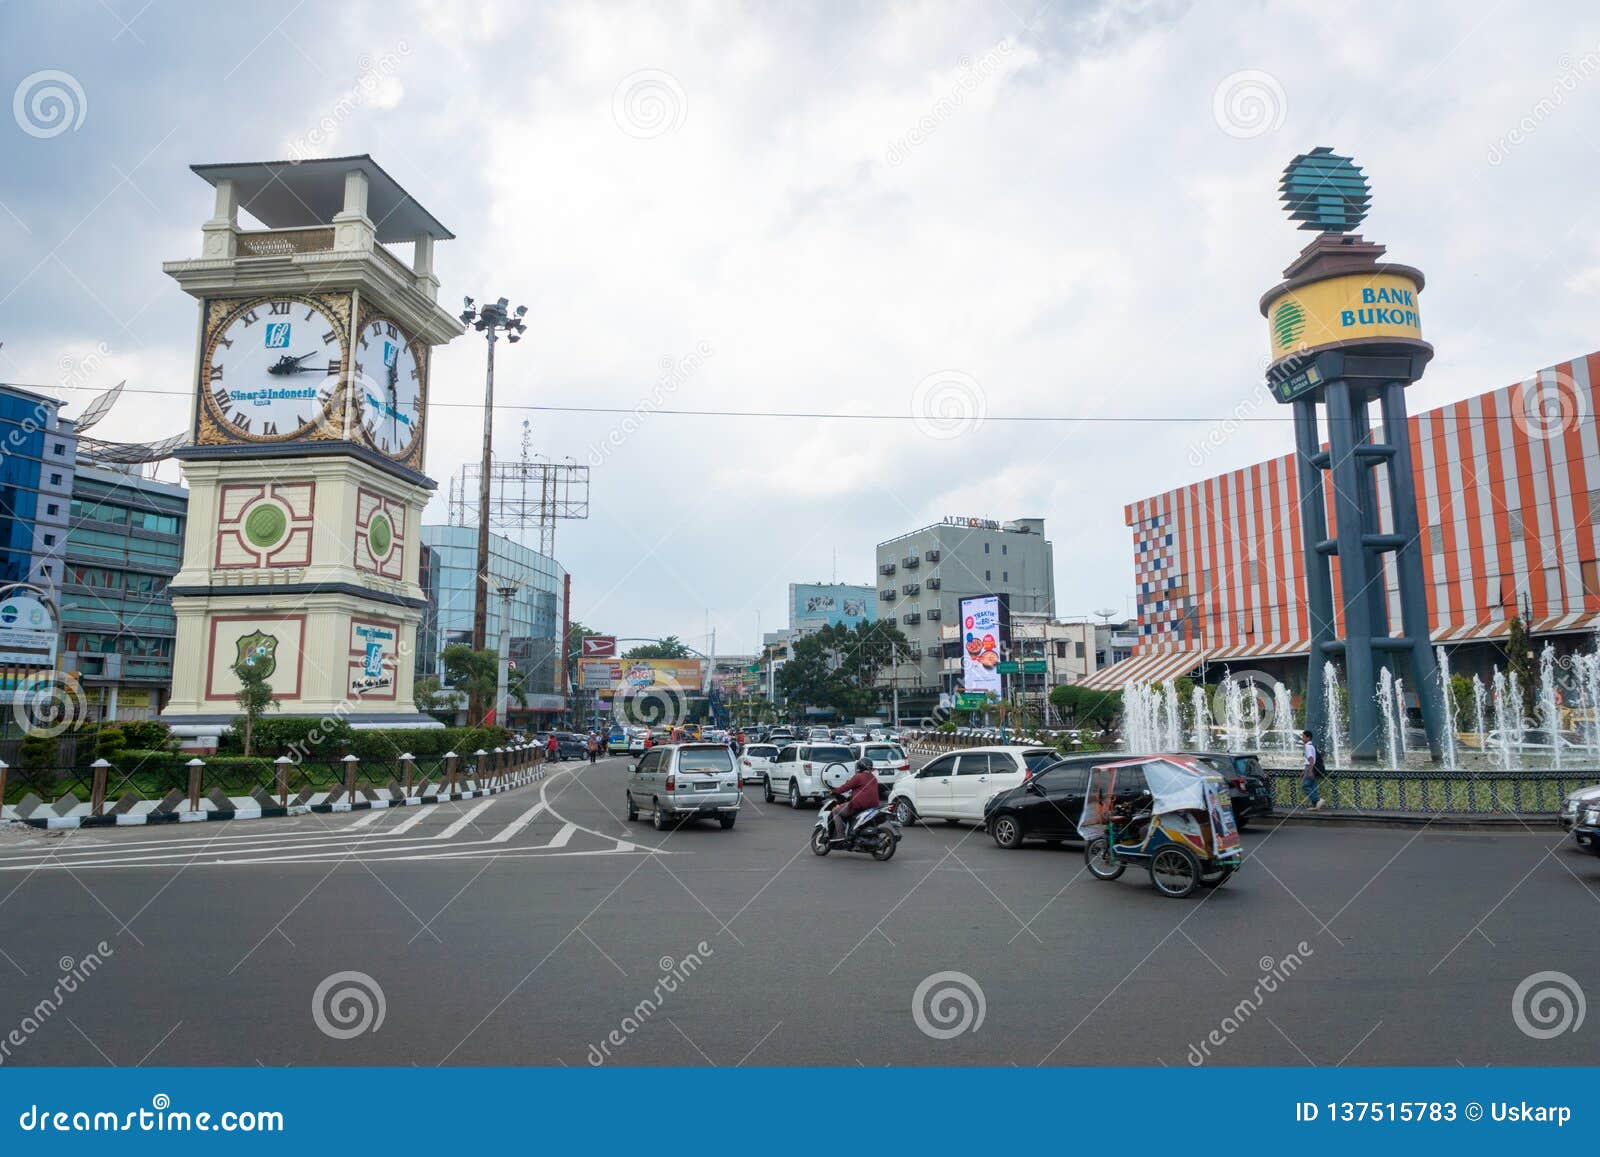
546 822 577 849
341 811 386 831
387 808 431 836
435 800 495 840
489 803 547 844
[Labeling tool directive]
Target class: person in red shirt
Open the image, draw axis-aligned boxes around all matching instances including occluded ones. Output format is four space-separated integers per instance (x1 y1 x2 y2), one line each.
830 758 880 841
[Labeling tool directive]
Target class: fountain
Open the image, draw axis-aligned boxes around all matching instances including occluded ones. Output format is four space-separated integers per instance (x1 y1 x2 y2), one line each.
1539 644 1562 770
1491 669 1518 771
1272 682 1297 752
1323 660 1347 766
1221 670 1244 749
1436 645 1459 768
1471 673 1488 756
1189 684 1210 750
1377 667 1401 769
1163 680 1182 751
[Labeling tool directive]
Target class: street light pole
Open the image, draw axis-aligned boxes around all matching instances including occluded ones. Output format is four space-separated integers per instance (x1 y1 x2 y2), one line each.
458 296 527 656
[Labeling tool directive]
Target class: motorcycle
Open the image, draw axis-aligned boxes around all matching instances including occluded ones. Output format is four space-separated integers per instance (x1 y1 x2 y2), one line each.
811 795 901 861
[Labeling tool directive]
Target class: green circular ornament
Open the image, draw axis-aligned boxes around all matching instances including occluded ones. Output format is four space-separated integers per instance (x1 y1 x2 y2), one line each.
369 514 393 557
244 503 288 549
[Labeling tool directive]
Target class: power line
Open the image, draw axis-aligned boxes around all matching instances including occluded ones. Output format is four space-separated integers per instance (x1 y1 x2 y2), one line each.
4 380 1566 425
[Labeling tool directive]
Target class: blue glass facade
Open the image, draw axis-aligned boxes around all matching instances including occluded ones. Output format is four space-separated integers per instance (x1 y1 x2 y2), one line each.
419 525 568 708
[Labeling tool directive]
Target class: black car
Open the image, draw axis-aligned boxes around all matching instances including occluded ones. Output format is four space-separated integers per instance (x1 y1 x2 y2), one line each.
1573 800 1600 854
557 732 593 760
982 751 1270 849
982 754 1145 848
1178 752 1273 830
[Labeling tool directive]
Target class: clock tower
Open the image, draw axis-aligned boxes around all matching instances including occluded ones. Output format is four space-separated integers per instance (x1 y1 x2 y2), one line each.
160 156 462 737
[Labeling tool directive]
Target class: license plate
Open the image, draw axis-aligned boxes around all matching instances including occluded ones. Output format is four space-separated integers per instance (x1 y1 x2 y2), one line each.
694 782 718 792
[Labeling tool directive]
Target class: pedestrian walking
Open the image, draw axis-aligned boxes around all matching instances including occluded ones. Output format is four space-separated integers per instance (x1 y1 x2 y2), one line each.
546 732 559 763
587 734 599 764
1300 728 1326 810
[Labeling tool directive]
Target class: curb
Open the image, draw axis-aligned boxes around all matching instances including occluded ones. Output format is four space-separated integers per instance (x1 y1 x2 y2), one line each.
1256 810 1561 832
7 768 548 831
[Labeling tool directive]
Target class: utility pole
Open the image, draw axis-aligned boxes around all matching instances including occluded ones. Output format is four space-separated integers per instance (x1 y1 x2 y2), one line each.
457 296 527 654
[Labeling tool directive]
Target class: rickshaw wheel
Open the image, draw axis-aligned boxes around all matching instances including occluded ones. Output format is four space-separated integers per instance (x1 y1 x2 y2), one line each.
1199 864 1234 888
1149 847 1201 898
1085 836 1125 881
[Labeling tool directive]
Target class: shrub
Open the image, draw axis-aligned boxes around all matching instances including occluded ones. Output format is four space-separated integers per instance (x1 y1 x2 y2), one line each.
219 716 355 758
113 719 176 751
94 728 128 763
19 731 60 770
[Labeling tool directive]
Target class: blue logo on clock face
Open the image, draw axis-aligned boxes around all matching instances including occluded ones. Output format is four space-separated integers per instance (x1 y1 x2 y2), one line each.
264 322 291 349
382 341 397 367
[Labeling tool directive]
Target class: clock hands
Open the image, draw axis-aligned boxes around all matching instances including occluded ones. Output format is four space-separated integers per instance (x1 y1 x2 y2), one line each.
266 351 318 376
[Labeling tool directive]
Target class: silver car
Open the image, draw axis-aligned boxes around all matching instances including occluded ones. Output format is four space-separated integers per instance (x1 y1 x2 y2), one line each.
627 743 743 831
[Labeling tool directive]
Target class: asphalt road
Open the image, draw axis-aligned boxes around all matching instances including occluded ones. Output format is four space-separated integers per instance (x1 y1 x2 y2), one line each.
0 753 1595 1067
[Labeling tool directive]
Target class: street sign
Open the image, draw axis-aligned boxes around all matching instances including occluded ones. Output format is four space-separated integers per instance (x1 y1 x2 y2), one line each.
954 692 989 710
996 661 1020 674
1022 659 1047 674
582 635 617 658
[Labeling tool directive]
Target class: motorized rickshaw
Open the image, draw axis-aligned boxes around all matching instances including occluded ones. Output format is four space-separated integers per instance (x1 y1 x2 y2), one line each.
1080 756 1243 898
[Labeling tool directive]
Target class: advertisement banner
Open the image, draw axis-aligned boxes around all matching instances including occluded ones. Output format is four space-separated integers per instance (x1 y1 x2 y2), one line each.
790 583 874 630
580 657 704 690
959 595 1002 695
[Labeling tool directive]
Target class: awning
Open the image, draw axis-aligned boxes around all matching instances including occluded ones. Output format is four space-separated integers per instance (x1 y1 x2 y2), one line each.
1432 619 1511 642
1076 649 1207 691
1208 638 1309 661
1531 611 1600 636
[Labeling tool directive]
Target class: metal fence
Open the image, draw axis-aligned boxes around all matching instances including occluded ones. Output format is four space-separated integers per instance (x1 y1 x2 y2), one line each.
1 745 546 817
1264 766 1593 817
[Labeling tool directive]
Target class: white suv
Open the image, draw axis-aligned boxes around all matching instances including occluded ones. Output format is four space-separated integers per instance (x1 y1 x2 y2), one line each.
627 743 743 831
888 745 1061 825
853 741 911 798
764 742 858 809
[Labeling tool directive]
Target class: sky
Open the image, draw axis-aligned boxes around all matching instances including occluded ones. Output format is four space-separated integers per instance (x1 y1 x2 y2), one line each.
5 0 1600 656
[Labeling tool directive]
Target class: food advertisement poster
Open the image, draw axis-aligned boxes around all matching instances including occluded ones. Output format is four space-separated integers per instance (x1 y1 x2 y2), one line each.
960 594 1002 694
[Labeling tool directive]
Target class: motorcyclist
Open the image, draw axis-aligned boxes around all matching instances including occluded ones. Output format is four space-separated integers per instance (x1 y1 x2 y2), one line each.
830 757 880 841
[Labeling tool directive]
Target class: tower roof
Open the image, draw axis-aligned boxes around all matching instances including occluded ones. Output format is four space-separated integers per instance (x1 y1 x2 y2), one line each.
190 154 455 243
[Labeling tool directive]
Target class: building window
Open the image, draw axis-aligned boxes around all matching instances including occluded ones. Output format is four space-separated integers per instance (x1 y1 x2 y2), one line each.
1583 560 1600 600
983 543 990 554
1075 641 1085 659
46 503 57 516
984 570 991 581
1002 571 1008 582
48 474 61 486
42 534 54 546
1001 544 1007 555
52 442 64 455
1054 641 1067 658
40 565 51 577
1507 509 1524 538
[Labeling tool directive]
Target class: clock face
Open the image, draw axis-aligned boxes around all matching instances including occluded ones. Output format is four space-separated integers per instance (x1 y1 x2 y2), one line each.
353 315 424 458
203 297 344 440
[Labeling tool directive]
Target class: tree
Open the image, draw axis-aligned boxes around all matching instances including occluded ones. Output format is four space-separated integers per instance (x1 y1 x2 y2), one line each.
776 621 911 719
414 675 450 716
624 635 692 659
1504 613 1534 720
233 656 278 756
442 644 528 725
1049 683 1122 729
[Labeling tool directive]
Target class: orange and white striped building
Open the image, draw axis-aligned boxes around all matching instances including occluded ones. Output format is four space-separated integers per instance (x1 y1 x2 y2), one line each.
1080 349 1600 689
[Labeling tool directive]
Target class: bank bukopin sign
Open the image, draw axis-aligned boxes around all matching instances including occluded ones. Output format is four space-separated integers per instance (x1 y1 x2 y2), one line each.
1265 271 1422 364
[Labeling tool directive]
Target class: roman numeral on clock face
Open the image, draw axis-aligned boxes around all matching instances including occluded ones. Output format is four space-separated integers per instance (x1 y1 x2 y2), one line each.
268 301 291 315
231 412 252 432
213 388 232 409
262 420 279 437
209 364 223 381
323 330 337 345
240 309 259 327
327 360 341 375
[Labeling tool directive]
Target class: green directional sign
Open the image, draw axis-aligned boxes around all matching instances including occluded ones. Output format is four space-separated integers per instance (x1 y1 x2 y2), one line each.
954 692 989 711
996 661 1020 674
1022 659 1047 674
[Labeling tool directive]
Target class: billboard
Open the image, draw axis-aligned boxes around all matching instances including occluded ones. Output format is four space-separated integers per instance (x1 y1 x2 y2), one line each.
581 635 617 658
790 583 875 631
959 594 1003 695
579 657 704 691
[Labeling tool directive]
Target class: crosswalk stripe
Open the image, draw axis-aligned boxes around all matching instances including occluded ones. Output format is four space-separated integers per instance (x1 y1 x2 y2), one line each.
433 800 495 840
488 803 546 844
545 821 577 849
342 811 386 830
387 808 431 835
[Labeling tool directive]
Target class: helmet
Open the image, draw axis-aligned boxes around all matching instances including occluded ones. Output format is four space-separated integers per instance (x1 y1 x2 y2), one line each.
856 758 873 773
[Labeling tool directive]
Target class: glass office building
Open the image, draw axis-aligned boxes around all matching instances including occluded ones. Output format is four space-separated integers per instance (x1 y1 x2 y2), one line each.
0 385 75 590
419 524 568 721
61 463 188 719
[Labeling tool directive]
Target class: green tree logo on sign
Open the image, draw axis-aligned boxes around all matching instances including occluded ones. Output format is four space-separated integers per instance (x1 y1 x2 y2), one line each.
234 630 278 681
1272 299 1305 350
